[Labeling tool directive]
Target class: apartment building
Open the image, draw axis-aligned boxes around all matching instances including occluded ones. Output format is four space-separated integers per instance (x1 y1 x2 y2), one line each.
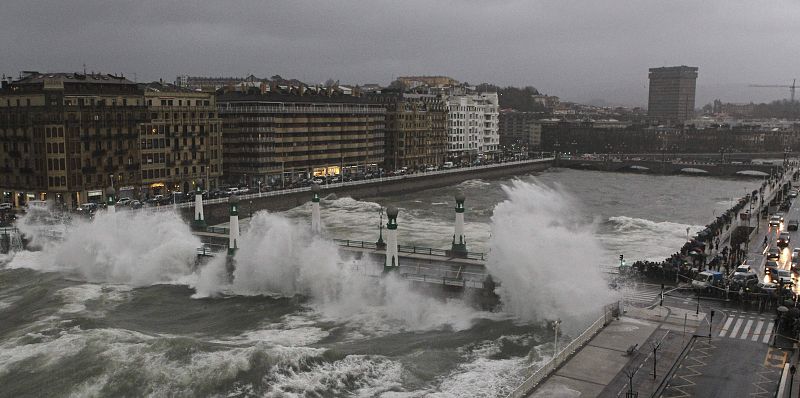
217 88 386 187
140 83 223 197
498 110 542 155
370 92 447 170
445 92 500 162
0 72 147 208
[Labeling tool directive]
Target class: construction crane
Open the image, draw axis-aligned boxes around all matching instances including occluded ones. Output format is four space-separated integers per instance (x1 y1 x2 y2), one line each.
749 79 797 102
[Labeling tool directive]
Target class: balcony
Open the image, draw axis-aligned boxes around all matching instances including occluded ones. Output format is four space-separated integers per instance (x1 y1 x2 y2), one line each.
114 149 127 155
125 163 139 171
19 167 33 174
92 149 106 156
81 166 97 173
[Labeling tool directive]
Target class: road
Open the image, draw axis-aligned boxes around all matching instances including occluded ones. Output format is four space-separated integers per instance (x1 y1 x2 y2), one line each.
653 182 799 397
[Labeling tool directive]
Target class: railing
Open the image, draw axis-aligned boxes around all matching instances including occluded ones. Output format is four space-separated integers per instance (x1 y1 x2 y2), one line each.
506 301 621 398
205 226 229 235
197 243 227 256
333 239 487 261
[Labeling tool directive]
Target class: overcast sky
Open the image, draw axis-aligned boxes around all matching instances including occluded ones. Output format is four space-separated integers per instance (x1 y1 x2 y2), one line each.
2 0 797 107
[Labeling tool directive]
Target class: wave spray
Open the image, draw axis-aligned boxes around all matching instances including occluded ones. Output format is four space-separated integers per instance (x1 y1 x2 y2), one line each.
487 180 618 324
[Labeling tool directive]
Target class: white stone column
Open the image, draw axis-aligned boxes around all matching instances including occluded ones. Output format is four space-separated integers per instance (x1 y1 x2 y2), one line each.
228 195 240 256
192 186 206 229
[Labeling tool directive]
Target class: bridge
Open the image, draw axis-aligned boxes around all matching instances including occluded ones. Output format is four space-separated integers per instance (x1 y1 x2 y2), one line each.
560 157 779 177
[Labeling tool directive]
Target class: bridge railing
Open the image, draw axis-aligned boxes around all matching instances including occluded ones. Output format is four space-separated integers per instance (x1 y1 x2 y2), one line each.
333 239 487 261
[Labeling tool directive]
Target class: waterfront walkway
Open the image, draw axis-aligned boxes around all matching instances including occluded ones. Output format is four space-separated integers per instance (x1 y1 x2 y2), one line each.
527 306 703 398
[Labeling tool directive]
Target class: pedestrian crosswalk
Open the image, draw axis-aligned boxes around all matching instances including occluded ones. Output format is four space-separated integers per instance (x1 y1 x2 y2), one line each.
718 312 774 343
622 284 662 306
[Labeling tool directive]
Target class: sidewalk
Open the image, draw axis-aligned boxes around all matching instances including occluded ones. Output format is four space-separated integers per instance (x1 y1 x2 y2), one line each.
528 306 702 398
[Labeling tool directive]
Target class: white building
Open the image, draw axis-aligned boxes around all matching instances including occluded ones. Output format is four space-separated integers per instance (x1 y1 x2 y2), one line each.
445 92 499 161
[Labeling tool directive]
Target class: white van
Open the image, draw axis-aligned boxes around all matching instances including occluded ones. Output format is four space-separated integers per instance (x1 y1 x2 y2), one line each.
443 162 455 169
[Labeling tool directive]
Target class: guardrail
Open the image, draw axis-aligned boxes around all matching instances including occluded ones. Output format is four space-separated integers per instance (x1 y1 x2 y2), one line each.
333 239 487 261
506 301 621 398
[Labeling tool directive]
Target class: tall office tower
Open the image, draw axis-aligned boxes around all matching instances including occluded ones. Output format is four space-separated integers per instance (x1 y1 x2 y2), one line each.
648 66 698 123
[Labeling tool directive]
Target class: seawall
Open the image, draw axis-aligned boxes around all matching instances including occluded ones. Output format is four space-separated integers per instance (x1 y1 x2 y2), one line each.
181 158 553 225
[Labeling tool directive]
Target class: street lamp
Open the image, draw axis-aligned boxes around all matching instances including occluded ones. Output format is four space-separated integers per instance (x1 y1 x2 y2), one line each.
553 319 561 357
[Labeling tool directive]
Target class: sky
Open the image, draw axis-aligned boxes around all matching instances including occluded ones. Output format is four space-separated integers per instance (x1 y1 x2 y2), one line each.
1 0 798 107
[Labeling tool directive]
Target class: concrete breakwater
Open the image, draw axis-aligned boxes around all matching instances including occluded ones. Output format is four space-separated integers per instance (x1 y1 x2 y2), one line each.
178 158 553 225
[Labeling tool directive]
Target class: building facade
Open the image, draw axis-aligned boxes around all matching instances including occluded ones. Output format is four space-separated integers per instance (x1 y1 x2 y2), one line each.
217 89 386 188
370 92 447 171
445 92 500 163
397 76 459 89
498 110 542 156
0 72 147 208
648 66 698 123
140 83 223 197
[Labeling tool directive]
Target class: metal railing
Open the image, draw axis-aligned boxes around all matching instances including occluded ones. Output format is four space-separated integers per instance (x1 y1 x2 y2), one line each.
506 301 621 398
333 239 487 261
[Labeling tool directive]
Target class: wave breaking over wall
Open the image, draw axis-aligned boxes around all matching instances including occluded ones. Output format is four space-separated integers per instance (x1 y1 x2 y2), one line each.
487 180 618 325
11 211 200 286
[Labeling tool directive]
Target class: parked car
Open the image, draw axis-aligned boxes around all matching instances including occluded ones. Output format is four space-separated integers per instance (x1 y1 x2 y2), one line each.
789 220 799 231
0 203 11 210
116 197 132 206
790 190 798 198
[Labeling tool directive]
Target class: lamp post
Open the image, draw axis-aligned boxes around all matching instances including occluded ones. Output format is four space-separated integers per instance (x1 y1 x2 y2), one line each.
553 319 561 357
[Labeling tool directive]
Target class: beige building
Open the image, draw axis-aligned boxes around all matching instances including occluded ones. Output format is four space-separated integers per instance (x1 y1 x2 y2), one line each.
397 76 459 89
217 88 386 187
0 72 147 208
140 83 223 196
370 92 448 170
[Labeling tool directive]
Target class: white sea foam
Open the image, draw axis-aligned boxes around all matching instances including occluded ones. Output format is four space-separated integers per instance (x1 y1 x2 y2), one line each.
487 180 620 325
11 211 200 286
196 211 493 333
267 354 404 397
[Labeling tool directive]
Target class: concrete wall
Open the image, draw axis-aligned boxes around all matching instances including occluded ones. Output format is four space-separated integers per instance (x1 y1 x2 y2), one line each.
185 160 552 225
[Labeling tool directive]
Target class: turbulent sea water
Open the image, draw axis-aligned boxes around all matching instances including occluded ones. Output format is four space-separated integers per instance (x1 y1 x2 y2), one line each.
0 169 759 397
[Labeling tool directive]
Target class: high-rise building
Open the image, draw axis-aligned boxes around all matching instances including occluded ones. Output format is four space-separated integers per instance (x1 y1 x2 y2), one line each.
217 88 386 187
370 92 447 171
140 82 223 196
445 92 499 163
0 72 147 208
647 66 698 123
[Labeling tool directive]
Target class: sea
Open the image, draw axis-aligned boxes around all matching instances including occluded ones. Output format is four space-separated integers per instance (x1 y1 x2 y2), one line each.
0 169 760 397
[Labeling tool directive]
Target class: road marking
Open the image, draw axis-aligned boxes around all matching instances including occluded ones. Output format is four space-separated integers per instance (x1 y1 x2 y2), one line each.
753 320 765 341
719 316 735 337
763 324 773 344
730 318 744 338
740 319 754 339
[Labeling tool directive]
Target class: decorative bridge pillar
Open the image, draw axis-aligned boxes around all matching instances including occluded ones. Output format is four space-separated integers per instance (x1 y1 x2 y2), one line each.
311 184 321 235
450 191 467 257
228 195 240 256
106 187 116 214
384 206 399 273
192 186 206 230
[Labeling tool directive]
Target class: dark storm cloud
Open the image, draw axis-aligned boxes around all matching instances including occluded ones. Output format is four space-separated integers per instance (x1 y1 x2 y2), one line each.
2 0 798 106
